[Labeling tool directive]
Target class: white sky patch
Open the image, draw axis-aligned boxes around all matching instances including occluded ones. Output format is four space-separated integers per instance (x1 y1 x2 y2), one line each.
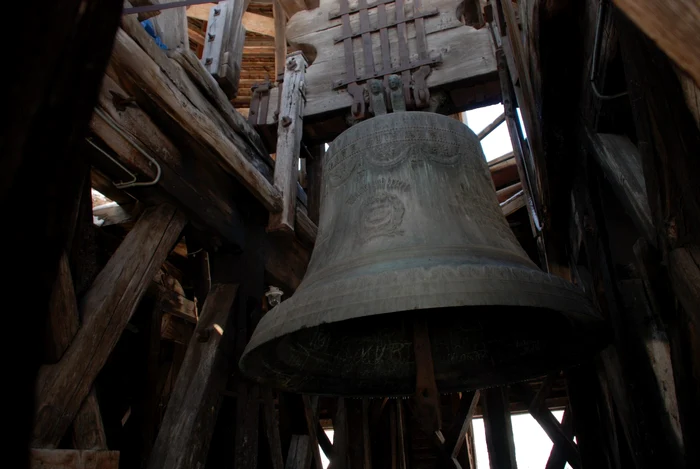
464 104 514 162
472 410 572 469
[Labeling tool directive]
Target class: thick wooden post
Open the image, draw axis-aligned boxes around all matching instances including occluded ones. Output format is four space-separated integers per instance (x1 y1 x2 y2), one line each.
147 283 240 469
33 204 187 448
274 0 288 79
269 51 308 233
482 387 518 469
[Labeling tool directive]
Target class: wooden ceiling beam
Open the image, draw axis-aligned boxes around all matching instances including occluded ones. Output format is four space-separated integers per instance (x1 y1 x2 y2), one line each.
187 4 275 36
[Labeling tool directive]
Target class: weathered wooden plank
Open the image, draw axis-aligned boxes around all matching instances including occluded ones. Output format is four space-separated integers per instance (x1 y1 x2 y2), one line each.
302 396 325 469
447 390 480 464
330 398 348 469
168 47 271 163
45 252 80 363
263 389 285 469
274 0 288 77
148 0 189 50
71 390 108 450
263 0 496 122
45 252 108 451
243 11 276 36
90 74 246 246
147 283 239 469
613 0 700 89
110 28 283 212
269 51 308 233
33 204 187 447
585 130 654 243
29 449 119 469
481 387 517 469
286 435 312 469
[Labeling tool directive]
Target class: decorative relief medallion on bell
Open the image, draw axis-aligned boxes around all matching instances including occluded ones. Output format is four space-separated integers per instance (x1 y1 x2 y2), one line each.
240 112 609 396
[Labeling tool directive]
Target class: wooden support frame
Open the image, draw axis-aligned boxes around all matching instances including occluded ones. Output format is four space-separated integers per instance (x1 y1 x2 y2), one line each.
443 390 480 469
482 387 517 469
147 283 239 469
274 0 288 79
512 377 582 469
302 396 325 469
33 204 187 448
269 51 308 233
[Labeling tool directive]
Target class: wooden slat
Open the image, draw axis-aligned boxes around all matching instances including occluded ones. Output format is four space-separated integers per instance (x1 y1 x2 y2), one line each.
71 390 107 450
243 11 276 36
613 0 700 89
147 283 239 469
33 204 187 447
29 449 119 469
269 51 308 233
448 390 480 463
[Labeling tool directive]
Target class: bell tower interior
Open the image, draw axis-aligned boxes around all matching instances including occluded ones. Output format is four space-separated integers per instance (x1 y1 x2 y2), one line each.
9 1 699 469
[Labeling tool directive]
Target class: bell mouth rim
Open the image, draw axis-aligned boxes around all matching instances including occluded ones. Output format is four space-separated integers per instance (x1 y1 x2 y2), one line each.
240 264 608 394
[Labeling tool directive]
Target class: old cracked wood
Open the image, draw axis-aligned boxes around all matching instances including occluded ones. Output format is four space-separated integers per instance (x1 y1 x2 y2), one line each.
32 204 187 447
262 0 496 123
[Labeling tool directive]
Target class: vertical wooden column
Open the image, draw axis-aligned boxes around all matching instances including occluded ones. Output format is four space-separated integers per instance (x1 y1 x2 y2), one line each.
269 51 308 233
147 283 240 469
482 387 518 469
274 0 287 80
150 0 189 51
202 0 251 97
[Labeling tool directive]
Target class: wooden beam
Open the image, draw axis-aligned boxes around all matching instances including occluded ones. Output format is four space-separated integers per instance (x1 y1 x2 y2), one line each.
149 0 189 50
33 204 187 447
482 387 517 469
263 389 285 469
90 74 247 247
613 0 700 88
269 51 307 233
274 0 287 77
584 130 655 243
29 449 119 469
243 11 275 36
477 112 505 140
264 0 497 123
512 380 582 469
303 396 325 469
447 390 480 466
285 435 312 469
45 252 80 363
110 28 283 212
147 283 239 469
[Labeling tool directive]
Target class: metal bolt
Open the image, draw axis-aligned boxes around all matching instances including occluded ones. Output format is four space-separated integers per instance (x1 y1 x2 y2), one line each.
208 34 216 42
204 58 213 66
281 116 292 127
214 8 221 16
286 59 297 71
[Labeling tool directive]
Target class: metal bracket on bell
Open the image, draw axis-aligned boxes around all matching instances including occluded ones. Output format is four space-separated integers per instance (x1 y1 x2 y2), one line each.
347 82 367 119
388 75 407 112
368 79 388 116
412 65 432 109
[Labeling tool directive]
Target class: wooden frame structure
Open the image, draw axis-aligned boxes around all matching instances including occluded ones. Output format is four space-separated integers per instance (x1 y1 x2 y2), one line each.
7 1 700 469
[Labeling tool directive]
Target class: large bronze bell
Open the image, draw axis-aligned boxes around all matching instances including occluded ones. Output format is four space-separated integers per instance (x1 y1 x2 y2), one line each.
241 112 607 395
